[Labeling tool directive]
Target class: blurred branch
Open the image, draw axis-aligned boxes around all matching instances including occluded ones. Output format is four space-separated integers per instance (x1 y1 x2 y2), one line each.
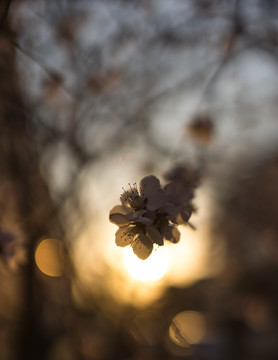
9 37 76 100
0 0 12 31
0 20 63 360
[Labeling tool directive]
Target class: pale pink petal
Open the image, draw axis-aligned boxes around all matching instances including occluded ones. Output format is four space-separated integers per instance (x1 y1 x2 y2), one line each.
158 202 176 216
136 217 152 225
164 182 176 197
162 225 180 243
176 213 187 225
175 207 192 224
180 206 192 222
139 175 160 198
162 225 173 241
171 227 180 243
146 226 163 246
124 210 153 225
125 210 146 221
175 185 192 203
109 213 129 226
146 189 167 211
109 205 129 216
115 226 137 247
131 234 153 260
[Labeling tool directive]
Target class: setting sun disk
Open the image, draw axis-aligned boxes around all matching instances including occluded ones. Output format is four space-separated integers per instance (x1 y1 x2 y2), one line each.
123 245 168 282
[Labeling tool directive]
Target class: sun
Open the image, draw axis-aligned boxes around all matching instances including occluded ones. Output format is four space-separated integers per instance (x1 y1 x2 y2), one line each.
123 245 168 282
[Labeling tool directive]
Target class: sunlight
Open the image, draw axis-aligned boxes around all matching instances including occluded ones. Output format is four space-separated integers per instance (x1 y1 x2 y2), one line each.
123 245 168 282
71 185 212 307
165 225 207 286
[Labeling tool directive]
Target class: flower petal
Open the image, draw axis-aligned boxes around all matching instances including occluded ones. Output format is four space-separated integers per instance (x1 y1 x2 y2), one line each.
175 213 185 225
162 225 180 243
158 202 176 216
181 206 192 222
124 210 153 225
146 189 167 211
162 225 174 241
109 205 129 216
175 206 192 224
171 227 180 243
139 175 161 198
146 226 164 246
132 234 153 260
125 210 146 222
164 182 176 197
109 213 129 226
136 217 153 225
115 226 137 247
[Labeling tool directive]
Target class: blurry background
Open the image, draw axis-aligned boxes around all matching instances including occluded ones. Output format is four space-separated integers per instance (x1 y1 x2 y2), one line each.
1 0 278 359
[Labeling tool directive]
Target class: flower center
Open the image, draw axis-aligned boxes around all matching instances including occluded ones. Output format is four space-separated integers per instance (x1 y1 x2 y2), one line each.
120 183 144 209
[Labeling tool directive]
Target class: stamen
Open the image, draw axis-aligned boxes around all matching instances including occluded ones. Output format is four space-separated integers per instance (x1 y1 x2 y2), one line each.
120 182 143 209
139 183 146 196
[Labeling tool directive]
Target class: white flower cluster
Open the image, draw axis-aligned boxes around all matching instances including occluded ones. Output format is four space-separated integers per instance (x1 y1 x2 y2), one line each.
109 169 199 260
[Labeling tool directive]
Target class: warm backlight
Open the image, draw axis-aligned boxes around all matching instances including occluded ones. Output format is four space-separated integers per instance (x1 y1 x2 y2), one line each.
123 245 168 282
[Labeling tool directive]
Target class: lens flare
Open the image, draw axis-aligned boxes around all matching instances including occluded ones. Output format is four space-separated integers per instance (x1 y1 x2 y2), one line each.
123 245 168 282
169 311 206 347
35 238 63 277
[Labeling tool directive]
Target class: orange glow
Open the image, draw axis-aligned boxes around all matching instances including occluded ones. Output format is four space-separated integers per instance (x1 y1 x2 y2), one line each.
169 311 206 347
71 224 168 308
35 238 63 277
123 245 168 282
71 188 212 307
164 225 208 286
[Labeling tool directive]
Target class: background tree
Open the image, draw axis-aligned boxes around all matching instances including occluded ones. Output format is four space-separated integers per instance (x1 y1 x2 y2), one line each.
1 0 278 359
